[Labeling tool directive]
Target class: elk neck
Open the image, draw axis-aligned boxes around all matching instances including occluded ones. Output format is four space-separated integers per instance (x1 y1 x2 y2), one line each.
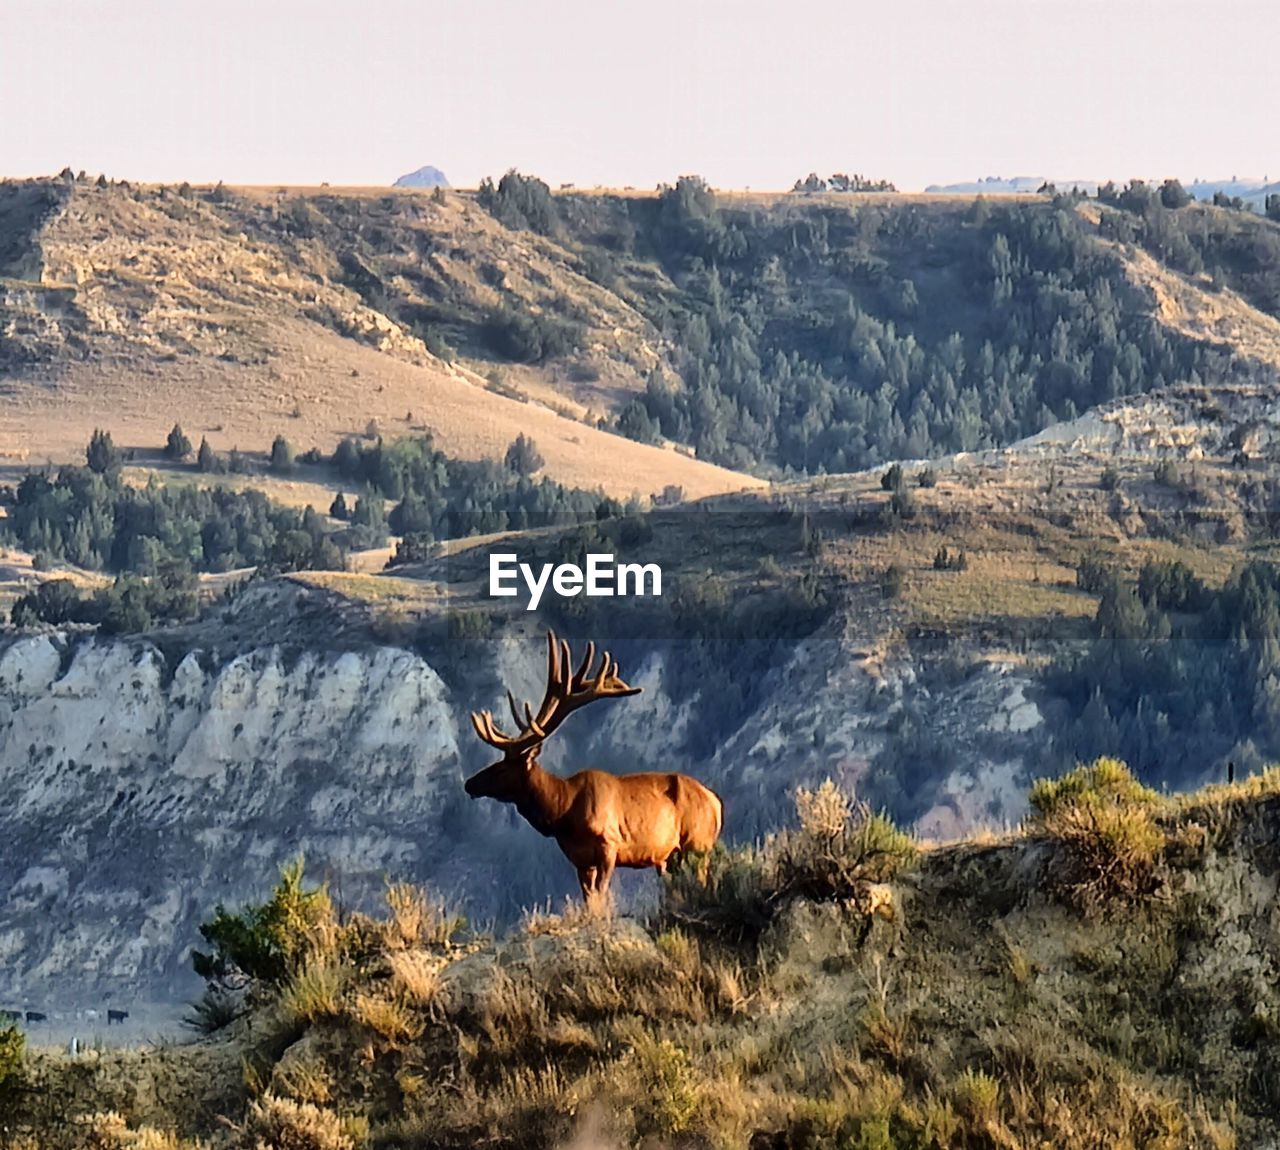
514 759 574 837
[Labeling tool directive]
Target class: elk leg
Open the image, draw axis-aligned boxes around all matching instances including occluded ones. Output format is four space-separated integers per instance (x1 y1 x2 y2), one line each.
578 867 598 902
595 844 617 901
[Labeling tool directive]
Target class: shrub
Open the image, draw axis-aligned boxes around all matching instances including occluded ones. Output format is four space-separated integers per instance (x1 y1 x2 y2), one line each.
880 463 904 492
632 1037 701 1138
1028 758 1164 911
1137 558 1207 612
1075 551 1116 594
1029 756 1159 818
933 545 968 572
880 563 905 599
662 843 776 942
239 1095 356 1150
192 858 334 988
383 882 464 950
483 303 581 363
775 780 917 898
182 986 243 1034
270 435 295 475
351 991 423 1044
87 428 122 474
11 578 89 627
280 954 348 1025
952 1067 1000 1126
0 1024 23 1114
916 467 938 488
503 433 544 476
196 436 219 473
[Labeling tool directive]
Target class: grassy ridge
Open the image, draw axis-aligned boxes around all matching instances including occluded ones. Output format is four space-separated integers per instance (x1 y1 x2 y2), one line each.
9 764 1280 1149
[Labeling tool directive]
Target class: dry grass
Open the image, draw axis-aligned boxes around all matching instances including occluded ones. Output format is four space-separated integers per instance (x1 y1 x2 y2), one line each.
18 768 1280 1149
278 954 348 1027
382 882 464 950
349 991 423 1046
386 951 443 1010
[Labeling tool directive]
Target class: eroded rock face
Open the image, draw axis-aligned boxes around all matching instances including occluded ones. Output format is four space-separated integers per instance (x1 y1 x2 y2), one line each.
0 634 461 1008
0 611 1045 1016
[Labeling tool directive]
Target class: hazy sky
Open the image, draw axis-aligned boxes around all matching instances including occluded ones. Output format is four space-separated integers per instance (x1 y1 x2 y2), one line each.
2 0 1275 191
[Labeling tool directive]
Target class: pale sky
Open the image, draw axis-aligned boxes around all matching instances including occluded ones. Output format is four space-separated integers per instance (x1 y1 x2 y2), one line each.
2 0 1276 191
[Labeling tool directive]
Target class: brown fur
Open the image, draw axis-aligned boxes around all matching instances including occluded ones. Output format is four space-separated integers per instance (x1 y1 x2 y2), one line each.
465 632 724 904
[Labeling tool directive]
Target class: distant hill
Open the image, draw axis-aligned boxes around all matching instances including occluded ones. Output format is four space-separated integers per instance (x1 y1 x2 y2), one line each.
925 176 1056 194
393 164 450 188
1187 178 1279 208
927 175 1279 208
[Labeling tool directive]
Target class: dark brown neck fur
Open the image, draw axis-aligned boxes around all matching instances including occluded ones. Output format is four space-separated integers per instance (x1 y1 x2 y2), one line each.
514 761 573 837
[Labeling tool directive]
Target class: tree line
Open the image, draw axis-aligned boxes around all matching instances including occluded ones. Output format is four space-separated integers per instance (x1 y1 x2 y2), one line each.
1046 557 1280 784
2 429 620 630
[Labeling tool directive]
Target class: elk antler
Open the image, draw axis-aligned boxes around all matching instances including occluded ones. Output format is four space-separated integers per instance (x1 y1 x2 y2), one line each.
470 630 641 753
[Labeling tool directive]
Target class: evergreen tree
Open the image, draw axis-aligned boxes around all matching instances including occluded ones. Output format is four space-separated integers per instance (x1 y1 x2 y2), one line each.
504 433 545 476
86 429 121 475
269 435 295 475
165 423 193 461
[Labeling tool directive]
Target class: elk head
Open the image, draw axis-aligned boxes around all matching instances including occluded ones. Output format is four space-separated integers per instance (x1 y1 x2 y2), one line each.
464 630 640 803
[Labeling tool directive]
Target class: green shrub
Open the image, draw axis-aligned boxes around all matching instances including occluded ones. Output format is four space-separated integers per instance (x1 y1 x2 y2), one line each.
661 844 775 942
1075 551 1117 595
1028 756 1159 818
164 423 193 461
880 464 904 492
270 434 296 475
182 986 244 1034
932 545 968 572
1028 758 1164 911
86 428 122 474
192 858 334 988
0 1024 23 1112
880 563 905 599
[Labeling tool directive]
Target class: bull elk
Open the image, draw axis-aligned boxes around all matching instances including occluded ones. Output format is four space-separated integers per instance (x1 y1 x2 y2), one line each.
465 630 723 905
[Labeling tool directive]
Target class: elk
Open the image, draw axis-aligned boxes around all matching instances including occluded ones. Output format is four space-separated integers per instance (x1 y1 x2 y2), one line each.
465 630 723 905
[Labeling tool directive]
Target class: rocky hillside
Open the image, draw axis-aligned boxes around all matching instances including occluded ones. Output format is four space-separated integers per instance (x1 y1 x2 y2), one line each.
0 568 1041 1019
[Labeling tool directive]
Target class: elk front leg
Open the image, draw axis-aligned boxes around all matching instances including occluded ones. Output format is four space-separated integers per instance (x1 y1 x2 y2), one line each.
595 843 617 899
579 843 617 913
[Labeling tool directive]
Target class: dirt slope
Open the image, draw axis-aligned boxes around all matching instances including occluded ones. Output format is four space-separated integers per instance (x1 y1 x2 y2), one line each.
0 179 758 500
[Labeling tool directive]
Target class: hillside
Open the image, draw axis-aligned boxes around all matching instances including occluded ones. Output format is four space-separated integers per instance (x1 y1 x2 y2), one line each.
0 178 756 502
5 175 1280 499
6 766 1280 1149
4 172 1280 1134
